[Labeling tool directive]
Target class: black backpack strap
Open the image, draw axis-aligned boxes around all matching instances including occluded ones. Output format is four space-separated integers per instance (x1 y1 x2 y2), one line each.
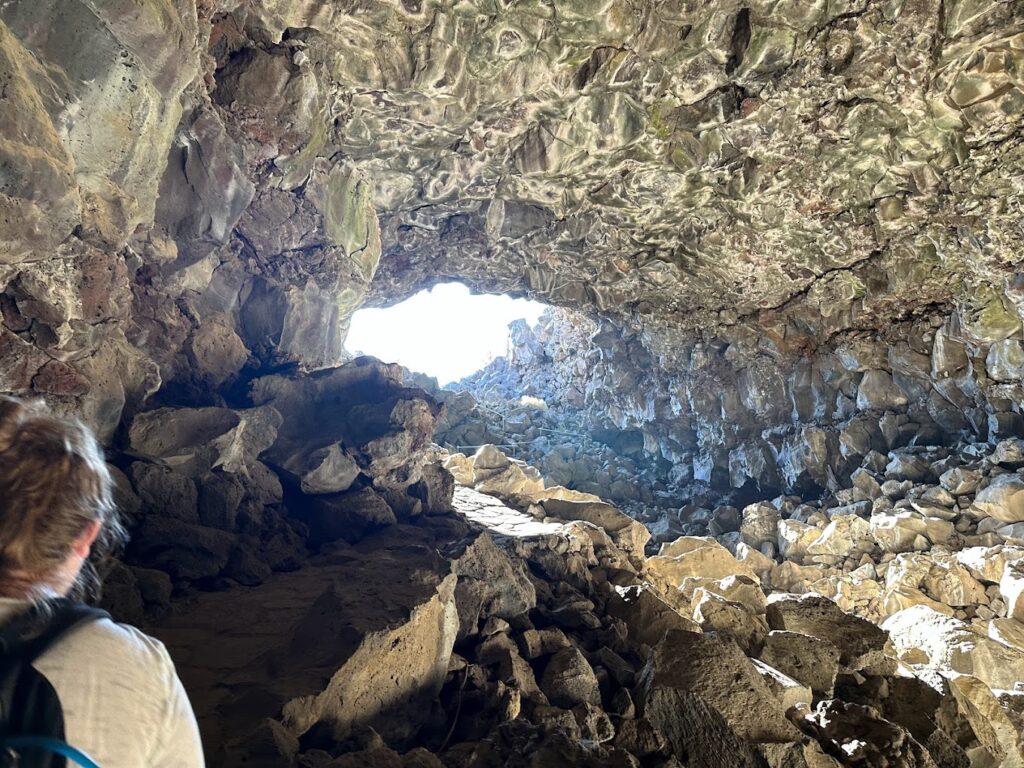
0 600 110 768
0 600 110 665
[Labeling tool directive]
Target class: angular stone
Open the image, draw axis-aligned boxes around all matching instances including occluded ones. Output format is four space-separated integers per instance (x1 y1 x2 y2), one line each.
691 588 768 655
306 487 397 544
986 339 1024 382
538 495 651 559
973 474 1024 524
883 605 1024 691
759 631 840 697
450 533 536 641
857 371 908 411
751 659 811 713
805 514 873 559
605 584 700 648
636 630 801 766
540 647 601 709
796 700 937 768
765 594 887 671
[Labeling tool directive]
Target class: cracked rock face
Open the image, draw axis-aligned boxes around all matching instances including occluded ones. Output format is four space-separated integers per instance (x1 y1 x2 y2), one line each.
2 2 1024 766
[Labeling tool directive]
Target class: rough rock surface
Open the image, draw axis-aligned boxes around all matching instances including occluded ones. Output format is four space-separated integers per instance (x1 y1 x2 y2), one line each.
1 1 1024 766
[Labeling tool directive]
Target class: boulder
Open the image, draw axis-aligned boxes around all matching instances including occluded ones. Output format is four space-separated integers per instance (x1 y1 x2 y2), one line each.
636 630 801 766
539 647 601 709
956 545 1024 584
777 519 821 561
1001 559 1024 621
751 660 812 712
870 513 954 553
804 514 873 559
739 503 780 550
690 588 768 654
648 537 758 591
883 605 1024 691
986 339 1024 382
857 371 908 411
973 473 1024 523
759 630 841 697
765 594 887 671
796 700 937 768
305 487 397 544
251 360 442 493
538 495 651 559
449 533 536 640
471 444 545 498
605 584 700 647
940 466 983 496
129 517 235 582
129 406 281 481
947 675 1024 768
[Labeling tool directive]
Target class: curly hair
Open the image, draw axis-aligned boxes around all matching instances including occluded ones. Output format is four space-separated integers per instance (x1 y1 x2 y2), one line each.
0 396 124 599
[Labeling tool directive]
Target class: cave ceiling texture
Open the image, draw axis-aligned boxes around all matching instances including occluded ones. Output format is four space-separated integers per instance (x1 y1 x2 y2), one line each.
3 0 1024 766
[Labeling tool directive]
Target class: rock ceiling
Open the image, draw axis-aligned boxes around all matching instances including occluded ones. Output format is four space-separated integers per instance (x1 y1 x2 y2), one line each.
0 0 1021 429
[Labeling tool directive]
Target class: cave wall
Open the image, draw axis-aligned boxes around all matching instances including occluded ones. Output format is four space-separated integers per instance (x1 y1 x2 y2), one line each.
445 299 1024 521
2 1 1021 444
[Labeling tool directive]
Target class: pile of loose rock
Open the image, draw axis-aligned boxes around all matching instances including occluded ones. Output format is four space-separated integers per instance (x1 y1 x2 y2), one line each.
98 357 1024 767
421 443 1024 768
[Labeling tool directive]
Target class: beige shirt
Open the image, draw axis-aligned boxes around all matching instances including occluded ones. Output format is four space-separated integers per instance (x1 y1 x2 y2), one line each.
0 599 204 768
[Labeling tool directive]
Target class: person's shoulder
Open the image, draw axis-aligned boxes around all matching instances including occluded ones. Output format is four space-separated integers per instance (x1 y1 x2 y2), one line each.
47 615 177 681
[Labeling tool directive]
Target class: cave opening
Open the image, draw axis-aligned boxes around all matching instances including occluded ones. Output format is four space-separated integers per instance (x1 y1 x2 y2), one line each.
345 282 546 386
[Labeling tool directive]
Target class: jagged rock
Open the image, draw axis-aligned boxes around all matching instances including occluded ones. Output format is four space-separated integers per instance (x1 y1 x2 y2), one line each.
1001 560 1024 621
306 487 397 544
804 514 873 560
796 700 937 768
994 438 1024 467
759 631 840 697
605 584 700 648
470 445 545 498
537 494 651 559
518 628 571 660
972 474 1024 524
765 594 887 672
129 406 282 480
751 660 812 713
871 512 954 553
252 360 441 494
648 537 758 590
130 517 235 582
945 676 1024 768
449 533 536 641
956 545 1024 584
986 339 1024 382
857 372 909 412
539 647 601 709
776 519 821 562
155 530 459 755
690 588 767 655
883 605 1024 691
739 503 780 550
636 630 801 766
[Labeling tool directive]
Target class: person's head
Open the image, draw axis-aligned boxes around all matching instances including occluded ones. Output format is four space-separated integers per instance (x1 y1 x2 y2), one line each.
0 396 124 601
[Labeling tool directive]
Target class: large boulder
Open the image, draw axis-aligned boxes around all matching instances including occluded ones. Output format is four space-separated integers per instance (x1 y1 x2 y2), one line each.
972 473 1024 524
636 630 801 767
765 593 888 671
153 529 460 756
883 605 1024 691
251 359 442 493
536 494 651 560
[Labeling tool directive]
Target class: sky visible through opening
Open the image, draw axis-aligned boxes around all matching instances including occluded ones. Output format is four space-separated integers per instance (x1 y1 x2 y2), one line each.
345 283 546 385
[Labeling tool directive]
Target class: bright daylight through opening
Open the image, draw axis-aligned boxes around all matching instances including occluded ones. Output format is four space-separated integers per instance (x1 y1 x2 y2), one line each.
345 283 546 385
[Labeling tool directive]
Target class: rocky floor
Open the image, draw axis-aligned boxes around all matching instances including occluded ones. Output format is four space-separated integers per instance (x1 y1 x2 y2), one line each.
139 418 1024 767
